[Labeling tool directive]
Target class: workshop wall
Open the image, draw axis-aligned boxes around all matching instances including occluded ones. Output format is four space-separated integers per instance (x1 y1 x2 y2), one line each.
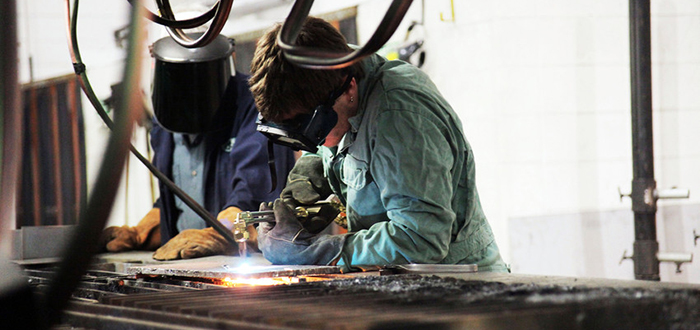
354 0 699 282
15 0 157 229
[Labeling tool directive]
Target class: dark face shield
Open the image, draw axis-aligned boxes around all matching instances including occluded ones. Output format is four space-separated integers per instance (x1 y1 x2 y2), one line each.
151 34 235 134
256 74 353 153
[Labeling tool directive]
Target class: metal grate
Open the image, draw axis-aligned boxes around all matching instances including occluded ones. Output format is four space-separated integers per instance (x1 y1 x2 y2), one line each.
22 265 700 330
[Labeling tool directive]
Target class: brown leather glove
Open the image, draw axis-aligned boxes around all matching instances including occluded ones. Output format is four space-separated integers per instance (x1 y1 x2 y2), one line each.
99 208 162 252
152 227 235 260
152 206 252 260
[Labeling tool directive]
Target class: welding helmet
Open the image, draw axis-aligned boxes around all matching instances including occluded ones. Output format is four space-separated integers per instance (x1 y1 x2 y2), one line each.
151 33 235 133
256 74 353 153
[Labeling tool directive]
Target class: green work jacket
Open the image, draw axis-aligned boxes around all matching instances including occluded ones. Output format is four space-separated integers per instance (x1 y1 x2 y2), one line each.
317 54 507 272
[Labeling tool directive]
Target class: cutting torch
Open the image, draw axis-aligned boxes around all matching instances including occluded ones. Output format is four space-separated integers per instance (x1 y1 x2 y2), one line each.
226 198 346 258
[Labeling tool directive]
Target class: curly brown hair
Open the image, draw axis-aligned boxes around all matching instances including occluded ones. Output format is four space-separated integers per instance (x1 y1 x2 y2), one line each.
248 17 364 122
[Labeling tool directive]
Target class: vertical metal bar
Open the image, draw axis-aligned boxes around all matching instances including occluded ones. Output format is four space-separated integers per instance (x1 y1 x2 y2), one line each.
49 85 65 225
629 0 659 281
125 154 130 224
45 1 146 325
1 0 22 233
29 88 42 227
68 78 82 221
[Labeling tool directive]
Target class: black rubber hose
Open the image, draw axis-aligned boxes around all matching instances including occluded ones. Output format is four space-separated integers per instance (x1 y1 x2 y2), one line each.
156 0 235 48
278 0 413 69
127 0 218 29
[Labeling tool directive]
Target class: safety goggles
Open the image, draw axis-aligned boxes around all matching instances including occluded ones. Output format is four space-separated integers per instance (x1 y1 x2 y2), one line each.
256 74 353 153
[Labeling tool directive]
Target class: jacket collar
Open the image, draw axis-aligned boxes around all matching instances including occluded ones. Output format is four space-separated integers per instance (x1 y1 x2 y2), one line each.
348 53 387 132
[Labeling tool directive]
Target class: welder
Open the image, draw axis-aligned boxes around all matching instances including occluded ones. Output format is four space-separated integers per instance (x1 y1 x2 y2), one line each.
99 34 296 260
249 17 508 272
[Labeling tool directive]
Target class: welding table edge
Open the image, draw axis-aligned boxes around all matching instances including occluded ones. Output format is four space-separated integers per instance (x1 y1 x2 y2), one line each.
444 272 700 291
86 252 700 291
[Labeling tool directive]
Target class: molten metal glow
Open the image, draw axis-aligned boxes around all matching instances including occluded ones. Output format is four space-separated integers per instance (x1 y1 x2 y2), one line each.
218 275 342 287
221 276 296 287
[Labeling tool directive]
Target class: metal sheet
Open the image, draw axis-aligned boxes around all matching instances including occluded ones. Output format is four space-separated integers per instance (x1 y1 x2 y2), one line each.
394 263 478 273
11 225 76 260
128 257 342 279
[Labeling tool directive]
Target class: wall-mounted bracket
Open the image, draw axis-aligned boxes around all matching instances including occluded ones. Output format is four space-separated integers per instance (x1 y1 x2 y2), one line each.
619 249 633 265
658 252 693 274
618 186 689 203
620 249 693 274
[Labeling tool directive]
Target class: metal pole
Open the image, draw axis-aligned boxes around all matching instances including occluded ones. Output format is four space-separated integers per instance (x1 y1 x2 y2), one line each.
629 0 659 281
1 0 22 244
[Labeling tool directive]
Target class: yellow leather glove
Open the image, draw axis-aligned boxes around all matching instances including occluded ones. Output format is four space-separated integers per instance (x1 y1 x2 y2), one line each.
152 206 248 260
99 208 162 252
219 205 259 254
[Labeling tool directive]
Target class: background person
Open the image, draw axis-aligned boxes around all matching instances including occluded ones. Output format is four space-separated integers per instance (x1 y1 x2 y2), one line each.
100 35 296 260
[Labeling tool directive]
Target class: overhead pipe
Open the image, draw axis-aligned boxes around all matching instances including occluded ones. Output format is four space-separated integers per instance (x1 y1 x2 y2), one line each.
628 0 659 281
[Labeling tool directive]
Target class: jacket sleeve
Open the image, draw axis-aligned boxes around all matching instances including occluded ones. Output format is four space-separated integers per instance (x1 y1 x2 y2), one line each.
150 122 165 212
340 108 457 266
221 76 294 211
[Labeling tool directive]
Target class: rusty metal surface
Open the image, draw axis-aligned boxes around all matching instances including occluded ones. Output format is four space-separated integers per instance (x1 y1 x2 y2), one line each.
127 255 342 279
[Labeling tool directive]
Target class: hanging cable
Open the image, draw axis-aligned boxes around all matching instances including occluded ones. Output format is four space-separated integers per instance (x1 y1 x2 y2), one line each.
156 0 235 48
126 0 218 29
278 0 414 69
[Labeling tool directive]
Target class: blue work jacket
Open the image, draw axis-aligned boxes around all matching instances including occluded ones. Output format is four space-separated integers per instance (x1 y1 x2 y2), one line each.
152 73 295 243
319 55 507 272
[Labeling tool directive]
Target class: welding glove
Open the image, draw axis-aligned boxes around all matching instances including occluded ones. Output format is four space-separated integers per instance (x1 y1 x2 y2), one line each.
301 203 343 234
152 227 234 260
281 156 332 207
257 199 346 265
152 206 249 260
99 207 162 252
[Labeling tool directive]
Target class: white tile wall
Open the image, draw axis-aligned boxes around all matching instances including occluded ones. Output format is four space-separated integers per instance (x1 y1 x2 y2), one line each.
364 0 699 282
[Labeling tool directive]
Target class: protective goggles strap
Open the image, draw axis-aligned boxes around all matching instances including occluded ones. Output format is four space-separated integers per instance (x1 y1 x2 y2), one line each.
267 139 277 193
326 74 353 105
